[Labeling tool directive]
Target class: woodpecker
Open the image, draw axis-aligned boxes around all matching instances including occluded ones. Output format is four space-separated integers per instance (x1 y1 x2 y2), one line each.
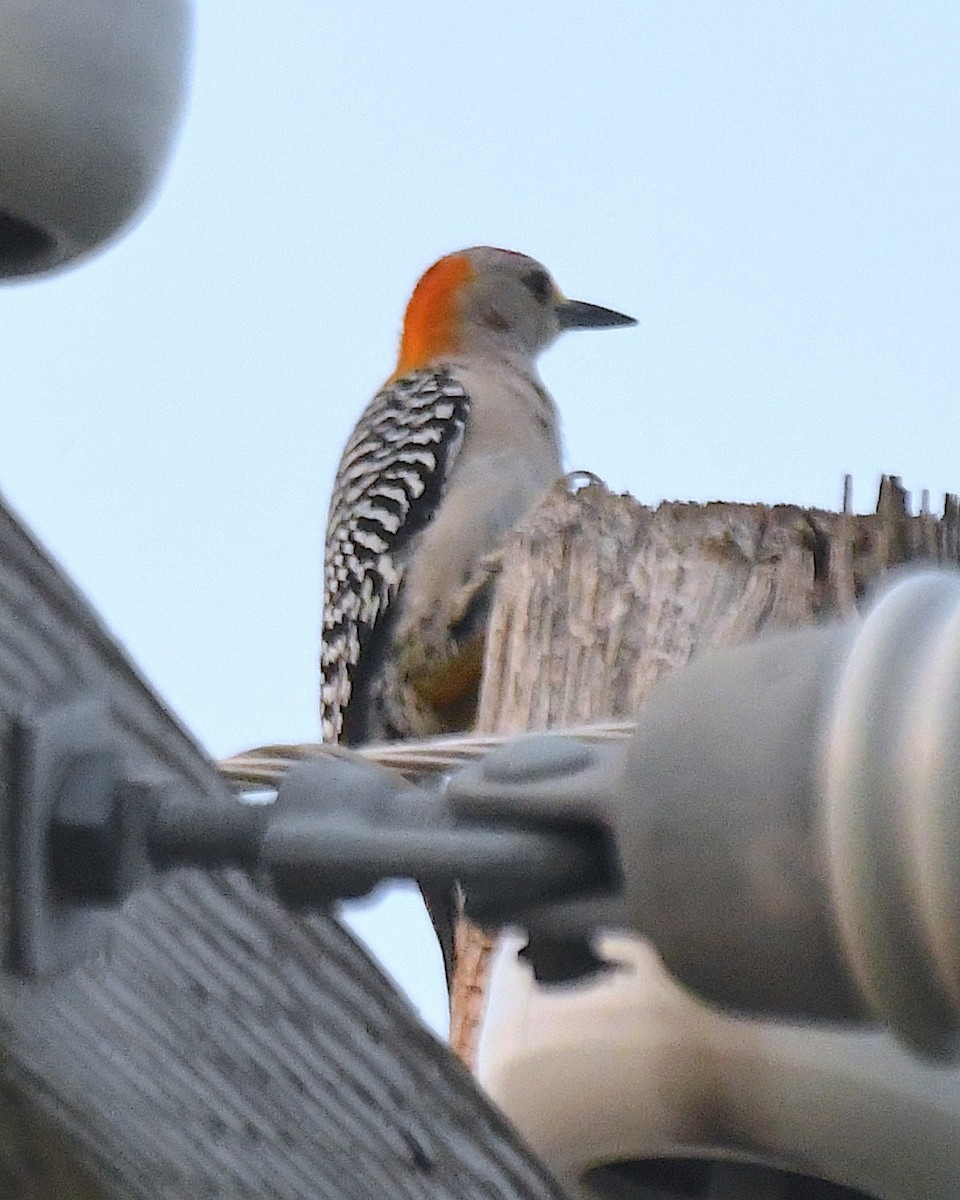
320 247 635 976
321 246 635 744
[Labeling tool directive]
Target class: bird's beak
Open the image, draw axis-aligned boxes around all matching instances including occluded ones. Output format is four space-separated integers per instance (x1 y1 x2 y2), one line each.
556 298 637 331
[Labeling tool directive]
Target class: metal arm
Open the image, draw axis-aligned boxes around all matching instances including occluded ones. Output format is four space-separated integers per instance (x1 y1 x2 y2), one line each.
12 569 960 1062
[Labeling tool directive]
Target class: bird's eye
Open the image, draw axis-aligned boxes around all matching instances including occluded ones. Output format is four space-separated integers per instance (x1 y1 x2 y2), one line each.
521 269 552 303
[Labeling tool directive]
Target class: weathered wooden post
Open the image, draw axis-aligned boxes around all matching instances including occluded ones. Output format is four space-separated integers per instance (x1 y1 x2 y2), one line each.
449 475 960 1066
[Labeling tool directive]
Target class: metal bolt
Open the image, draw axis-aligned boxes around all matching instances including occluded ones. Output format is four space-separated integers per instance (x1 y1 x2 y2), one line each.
49 752 158 903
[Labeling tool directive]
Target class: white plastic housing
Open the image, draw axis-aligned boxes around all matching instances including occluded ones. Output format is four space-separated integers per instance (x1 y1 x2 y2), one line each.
0 0 191 278
477 933 960 1199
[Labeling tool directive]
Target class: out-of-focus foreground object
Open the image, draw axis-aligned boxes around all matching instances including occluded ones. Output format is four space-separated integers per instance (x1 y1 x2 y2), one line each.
453 569 960 1056
0 0 192 279
479 931 960 1200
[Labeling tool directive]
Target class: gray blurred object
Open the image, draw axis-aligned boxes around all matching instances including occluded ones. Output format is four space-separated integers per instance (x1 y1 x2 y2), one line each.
0 0 192 279
452 569 960 1063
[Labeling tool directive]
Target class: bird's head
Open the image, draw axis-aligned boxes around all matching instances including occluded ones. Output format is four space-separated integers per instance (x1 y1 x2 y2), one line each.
394 246 636 376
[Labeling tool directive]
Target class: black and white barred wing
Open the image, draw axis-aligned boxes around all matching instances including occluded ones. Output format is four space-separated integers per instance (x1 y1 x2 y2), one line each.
321 369 470 743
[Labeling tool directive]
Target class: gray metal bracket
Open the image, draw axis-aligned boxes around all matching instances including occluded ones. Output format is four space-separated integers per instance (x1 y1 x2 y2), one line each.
8 695 136 977
13 569 960 1065
5 698 609 981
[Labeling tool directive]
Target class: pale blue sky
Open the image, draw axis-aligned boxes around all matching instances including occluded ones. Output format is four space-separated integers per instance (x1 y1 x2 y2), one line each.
4 2 960 1034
